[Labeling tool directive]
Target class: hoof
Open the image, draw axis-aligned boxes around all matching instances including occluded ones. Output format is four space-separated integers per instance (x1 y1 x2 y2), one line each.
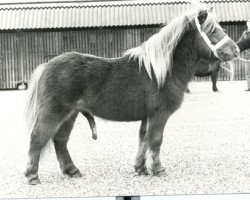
134 161 147 175
156 170 167 177
71 171 83 178
92 134 97 140
134 166 147 175
25 172 41 185
213 88 219 92
146 164 166 176
156 166 166 176
64 166 82 178
29 178 41 185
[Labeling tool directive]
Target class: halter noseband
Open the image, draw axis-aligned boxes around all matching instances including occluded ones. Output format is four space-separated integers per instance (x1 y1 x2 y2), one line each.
194 16 230 59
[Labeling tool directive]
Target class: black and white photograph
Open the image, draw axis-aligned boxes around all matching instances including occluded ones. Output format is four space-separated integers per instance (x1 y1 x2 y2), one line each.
0 0 250 199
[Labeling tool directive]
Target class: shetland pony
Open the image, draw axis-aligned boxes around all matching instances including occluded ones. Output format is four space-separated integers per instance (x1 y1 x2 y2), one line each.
24 6 239 185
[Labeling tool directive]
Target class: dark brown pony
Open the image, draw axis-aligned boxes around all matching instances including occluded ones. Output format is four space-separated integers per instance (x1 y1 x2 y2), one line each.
238 31 250 51
24 7 239 185
190 30 250 92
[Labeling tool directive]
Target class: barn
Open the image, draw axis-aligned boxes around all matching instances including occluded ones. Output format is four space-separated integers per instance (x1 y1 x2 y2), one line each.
0 0 249 89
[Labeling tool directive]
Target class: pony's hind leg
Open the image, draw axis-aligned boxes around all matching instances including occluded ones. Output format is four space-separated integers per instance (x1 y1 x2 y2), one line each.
134 119 147 174
24 110 71 185
53 113 82 178
24 123 48 185
144 114 168 176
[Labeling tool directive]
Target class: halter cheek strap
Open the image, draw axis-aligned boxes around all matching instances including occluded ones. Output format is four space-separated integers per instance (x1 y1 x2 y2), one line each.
195 16 230 59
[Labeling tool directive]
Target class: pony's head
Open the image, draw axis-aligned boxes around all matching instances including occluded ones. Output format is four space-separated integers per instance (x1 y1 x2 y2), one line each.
194 9 239 62
125 4 239 87
237 30 250 53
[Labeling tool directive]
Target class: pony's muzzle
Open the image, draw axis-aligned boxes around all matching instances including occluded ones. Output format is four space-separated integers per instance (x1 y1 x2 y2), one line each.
234 47 240 57
230 46 240 60
216 43 240 61
229 43 240 58
221 52 238 61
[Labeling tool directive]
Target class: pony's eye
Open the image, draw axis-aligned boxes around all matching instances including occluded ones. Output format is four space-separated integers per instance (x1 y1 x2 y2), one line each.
210 30 216 34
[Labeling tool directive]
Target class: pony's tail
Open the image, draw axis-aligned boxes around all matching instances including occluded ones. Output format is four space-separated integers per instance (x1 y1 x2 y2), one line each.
25 63 46 135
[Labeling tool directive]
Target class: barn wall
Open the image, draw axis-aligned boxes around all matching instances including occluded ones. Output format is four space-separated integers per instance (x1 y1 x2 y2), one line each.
0 23 247 89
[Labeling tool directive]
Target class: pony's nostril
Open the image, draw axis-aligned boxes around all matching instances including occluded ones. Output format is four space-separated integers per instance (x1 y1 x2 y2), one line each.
235 48 240 57
224 54 231 61
233 47 240 57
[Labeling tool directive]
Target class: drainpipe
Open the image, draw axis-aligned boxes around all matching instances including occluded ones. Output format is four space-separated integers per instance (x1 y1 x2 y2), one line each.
17 32 27 90
20 33 24 85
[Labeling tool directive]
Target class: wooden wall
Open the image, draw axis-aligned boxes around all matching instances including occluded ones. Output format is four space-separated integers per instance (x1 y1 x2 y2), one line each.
0 23 247 89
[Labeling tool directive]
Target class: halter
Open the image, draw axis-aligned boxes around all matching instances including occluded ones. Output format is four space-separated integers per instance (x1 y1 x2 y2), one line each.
194 16 230 59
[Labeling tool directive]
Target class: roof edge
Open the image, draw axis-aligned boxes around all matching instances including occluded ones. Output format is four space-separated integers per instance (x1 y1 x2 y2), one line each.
0 0 248 10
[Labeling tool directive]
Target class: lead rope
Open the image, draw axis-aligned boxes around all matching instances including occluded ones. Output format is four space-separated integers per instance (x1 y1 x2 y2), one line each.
220 62 233 73
220 61 234 81
238 56 250 62
221 56 250 81
221 56 250 80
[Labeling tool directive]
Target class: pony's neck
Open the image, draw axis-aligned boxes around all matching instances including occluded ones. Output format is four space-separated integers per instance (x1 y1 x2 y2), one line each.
166 30 200 91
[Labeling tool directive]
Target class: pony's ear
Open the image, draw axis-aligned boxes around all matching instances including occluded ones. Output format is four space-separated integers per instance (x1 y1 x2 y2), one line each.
197 10 208 25
183 16 189 23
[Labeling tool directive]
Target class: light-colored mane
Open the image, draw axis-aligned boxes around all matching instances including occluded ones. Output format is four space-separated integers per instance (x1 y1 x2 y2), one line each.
125 5 220 87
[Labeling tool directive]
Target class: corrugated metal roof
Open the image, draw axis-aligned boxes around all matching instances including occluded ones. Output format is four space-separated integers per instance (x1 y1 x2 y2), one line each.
0 0 249 30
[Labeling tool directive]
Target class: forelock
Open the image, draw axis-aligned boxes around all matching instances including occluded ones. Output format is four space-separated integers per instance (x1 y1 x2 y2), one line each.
200 11 221 34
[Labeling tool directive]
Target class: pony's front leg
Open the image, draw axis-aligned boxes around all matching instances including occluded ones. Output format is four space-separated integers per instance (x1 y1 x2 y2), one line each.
144 114 168 176
211 71 219 92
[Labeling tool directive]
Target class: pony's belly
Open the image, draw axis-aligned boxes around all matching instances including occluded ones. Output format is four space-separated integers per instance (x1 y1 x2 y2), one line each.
195 72 211 77
92 107 145 122
87 101 145 122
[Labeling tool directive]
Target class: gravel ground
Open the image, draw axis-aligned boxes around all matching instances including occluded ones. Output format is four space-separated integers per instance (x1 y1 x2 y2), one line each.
0 81 250 198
